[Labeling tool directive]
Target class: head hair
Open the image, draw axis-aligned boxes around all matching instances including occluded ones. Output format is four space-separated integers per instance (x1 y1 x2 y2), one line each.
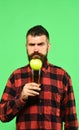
26 25 49 40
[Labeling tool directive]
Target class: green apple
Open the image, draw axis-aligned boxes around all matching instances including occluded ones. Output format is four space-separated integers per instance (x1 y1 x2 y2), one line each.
30 59 42 70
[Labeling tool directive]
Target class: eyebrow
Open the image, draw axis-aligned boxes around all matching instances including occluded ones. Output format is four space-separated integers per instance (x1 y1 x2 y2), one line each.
28 42 46 46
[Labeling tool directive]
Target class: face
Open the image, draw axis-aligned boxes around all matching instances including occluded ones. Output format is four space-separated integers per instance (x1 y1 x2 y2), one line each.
26 35 50 64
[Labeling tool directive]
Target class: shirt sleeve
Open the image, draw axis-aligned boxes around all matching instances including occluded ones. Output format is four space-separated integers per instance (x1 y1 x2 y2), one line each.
0 72 26 122
61 72 78 129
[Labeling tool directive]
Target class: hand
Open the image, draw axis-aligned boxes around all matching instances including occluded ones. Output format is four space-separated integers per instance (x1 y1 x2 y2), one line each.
21 82 41 101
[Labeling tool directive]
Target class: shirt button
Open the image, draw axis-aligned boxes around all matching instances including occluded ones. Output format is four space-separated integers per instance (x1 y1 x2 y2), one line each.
39 99 42 103
40 125 42 129
40 112 42 115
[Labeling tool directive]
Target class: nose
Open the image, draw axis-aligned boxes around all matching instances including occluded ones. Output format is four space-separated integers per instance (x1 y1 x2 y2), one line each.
34 44 39 52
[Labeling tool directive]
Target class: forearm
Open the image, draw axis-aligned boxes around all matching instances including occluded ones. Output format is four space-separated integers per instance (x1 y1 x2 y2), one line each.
0 95 26 122
64 117 78 130
62 73 78 129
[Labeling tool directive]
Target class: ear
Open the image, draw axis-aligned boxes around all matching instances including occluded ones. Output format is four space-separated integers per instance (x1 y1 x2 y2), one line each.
48 43 51 50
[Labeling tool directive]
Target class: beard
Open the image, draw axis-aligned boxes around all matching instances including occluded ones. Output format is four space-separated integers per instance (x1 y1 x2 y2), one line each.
27 51 48 66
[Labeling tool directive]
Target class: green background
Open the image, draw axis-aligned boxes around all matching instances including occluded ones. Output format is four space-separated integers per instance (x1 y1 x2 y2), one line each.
0 0 79 129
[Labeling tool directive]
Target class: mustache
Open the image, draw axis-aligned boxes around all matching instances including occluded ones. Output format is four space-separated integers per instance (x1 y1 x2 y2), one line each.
29 52 44 59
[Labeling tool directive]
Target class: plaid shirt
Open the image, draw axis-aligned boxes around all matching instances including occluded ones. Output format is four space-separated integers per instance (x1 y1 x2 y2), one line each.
0 61 78 130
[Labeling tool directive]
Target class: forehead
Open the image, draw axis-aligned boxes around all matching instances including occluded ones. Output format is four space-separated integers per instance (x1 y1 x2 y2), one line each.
27 35 48 43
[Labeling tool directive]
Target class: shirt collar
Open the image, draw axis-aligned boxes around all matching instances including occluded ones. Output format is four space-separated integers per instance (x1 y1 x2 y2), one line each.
41 60 49 72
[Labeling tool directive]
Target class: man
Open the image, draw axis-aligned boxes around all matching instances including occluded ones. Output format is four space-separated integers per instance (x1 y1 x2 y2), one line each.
0 25 78 129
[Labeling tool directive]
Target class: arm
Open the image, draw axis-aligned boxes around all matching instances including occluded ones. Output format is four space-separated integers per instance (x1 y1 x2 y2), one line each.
0 72 41 122
61 72 78 130
0 74 26 122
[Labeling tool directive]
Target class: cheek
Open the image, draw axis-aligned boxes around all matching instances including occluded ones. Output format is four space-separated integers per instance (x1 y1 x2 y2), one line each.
27 47 34 55
40 47 48 54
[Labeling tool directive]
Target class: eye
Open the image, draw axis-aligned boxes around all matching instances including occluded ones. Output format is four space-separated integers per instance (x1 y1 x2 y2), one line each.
28 43 35 46
38 42 45 46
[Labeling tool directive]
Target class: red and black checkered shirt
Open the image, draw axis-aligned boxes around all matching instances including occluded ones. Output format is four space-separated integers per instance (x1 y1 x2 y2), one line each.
0 61 78 129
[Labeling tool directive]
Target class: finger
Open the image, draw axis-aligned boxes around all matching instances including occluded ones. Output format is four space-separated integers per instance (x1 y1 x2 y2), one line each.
29 82 41 87
30 90 40 95
26 89 40 96
30 86 41 91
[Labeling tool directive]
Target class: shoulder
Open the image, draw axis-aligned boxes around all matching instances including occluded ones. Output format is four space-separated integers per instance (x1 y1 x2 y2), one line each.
48 63 71 79
8 65 30 79
13 65 29 74
49 63 72 87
